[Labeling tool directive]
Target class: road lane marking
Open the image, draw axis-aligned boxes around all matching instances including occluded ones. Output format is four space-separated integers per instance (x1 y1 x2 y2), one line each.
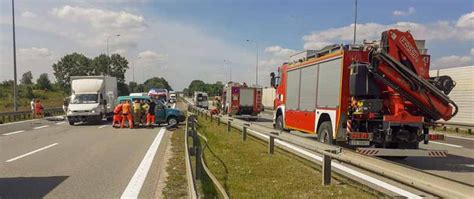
33 125 49 130
430 141 463 148
5 143 58 162
172 103 176 109
121 127 166 198
98 125 107 129
445 135 474 141
56 122 66 125
3 130 26 136
247 129 422 199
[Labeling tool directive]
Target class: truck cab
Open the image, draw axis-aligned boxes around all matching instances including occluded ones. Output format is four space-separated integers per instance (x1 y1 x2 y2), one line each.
194 92 209 109
67 76 117 125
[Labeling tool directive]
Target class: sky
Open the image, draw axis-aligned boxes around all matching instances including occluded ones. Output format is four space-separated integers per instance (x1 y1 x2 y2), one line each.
0 0 473 90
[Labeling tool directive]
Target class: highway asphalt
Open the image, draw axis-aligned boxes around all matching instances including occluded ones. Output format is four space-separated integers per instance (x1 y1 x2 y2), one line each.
252 111 474 186
0 114 174 198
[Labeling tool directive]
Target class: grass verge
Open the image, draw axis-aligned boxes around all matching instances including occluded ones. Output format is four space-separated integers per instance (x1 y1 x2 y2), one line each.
196 117 384 198
161 127 188 198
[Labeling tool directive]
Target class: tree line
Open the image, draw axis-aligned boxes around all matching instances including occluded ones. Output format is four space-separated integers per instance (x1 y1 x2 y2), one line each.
183 80 224 97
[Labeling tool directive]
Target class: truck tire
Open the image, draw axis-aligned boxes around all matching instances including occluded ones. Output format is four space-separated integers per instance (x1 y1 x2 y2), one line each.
168 117 178 126
317 121 334 144
69 121 75 126
275 115 285 131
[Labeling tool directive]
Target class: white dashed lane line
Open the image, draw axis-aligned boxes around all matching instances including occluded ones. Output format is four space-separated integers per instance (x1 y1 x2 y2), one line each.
5 143 59 162
56 122 66 125
98 125 107 129
430 141 463 148
2 130 26 136
33 125 49 130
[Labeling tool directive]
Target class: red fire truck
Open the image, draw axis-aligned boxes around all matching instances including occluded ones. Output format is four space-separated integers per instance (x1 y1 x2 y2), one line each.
270 29 457 157
222 82 263 120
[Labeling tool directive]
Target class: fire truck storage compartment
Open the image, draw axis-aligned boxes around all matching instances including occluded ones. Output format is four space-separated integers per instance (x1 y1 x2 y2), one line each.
285 57 343 110
350 63 380 98
239 88 255 107
317 58 342 108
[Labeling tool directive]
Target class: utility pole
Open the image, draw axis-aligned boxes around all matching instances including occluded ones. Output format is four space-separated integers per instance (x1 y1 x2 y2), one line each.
353 0 358 45
106 34 120 57
246 40 259 86
11 0 18 111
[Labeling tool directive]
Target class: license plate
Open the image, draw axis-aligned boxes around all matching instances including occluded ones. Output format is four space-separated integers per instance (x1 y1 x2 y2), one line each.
349 140 370 146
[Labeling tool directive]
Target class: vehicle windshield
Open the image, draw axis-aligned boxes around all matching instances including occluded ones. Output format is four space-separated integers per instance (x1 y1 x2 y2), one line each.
157 95 167 101
202 96 208 101
70 94 98 104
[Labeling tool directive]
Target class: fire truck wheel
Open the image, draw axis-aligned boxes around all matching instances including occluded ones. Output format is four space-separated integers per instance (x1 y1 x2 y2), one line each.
318 121 334 144
275 115 285 131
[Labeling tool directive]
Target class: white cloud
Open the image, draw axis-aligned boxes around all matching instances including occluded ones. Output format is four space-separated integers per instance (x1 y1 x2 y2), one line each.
51 5 146 30
138 50 168 60
302 12 474 49
393 7 416 16
264 46 297 58
456 11 474 29
21 11 37 18
433 55 472 68
18 47 53 58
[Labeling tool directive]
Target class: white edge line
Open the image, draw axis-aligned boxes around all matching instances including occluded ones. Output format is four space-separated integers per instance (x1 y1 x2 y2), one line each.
6 143 58 162
430 141 463 148
98 125 107 129
3 130 26 136
0 119 40 126
445 135 474 141
121 127 166 198
33 125 49 130
56 121 66 125
247 129 422 199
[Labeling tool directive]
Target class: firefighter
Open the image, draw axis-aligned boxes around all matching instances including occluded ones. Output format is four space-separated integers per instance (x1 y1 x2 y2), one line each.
146 100 156 129
112 102 123 128
141 100 149 125
133 99 142 127
210 96 221 115
121 100 133 128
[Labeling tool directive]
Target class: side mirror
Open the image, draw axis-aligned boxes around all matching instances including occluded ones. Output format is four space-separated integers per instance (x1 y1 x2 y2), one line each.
270 76 276 88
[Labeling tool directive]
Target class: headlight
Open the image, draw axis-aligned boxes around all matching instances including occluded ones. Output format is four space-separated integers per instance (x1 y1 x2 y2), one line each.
91 109 96 113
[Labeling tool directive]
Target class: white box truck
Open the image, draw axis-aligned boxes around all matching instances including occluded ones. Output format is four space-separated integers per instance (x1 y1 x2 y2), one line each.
193 92 209 109
67 76 118 125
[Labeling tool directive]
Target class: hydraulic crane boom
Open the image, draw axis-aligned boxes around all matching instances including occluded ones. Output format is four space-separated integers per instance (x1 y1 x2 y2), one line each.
367 29 458 122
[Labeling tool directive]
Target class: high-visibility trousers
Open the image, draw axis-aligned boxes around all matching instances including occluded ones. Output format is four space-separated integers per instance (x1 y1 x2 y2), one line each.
112 113 121 126
121 114 133 128
146 113 155 126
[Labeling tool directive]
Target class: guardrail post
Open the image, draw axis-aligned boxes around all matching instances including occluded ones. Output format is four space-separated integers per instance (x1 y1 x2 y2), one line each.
242 123 249 141
322 154 331 185
195 146 202 180
269 134 275 155
227 119 233 132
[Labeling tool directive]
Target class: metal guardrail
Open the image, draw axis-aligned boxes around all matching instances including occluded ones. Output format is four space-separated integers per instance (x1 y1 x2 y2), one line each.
0 108 64 124
434 121 473 134
185 113 229 198
185 100 473 199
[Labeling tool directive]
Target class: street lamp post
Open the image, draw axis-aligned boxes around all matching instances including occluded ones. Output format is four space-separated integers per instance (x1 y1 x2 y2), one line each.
106 34 120 57
11 0 18 111
132 56 141 83
224 59 232 82
246 40 258 86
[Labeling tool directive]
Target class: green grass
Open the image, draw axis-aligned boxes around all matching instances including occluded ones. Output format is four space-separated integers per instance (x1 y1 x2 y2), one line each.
0 89 66 112
162 127 189 198
196 117 383 198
